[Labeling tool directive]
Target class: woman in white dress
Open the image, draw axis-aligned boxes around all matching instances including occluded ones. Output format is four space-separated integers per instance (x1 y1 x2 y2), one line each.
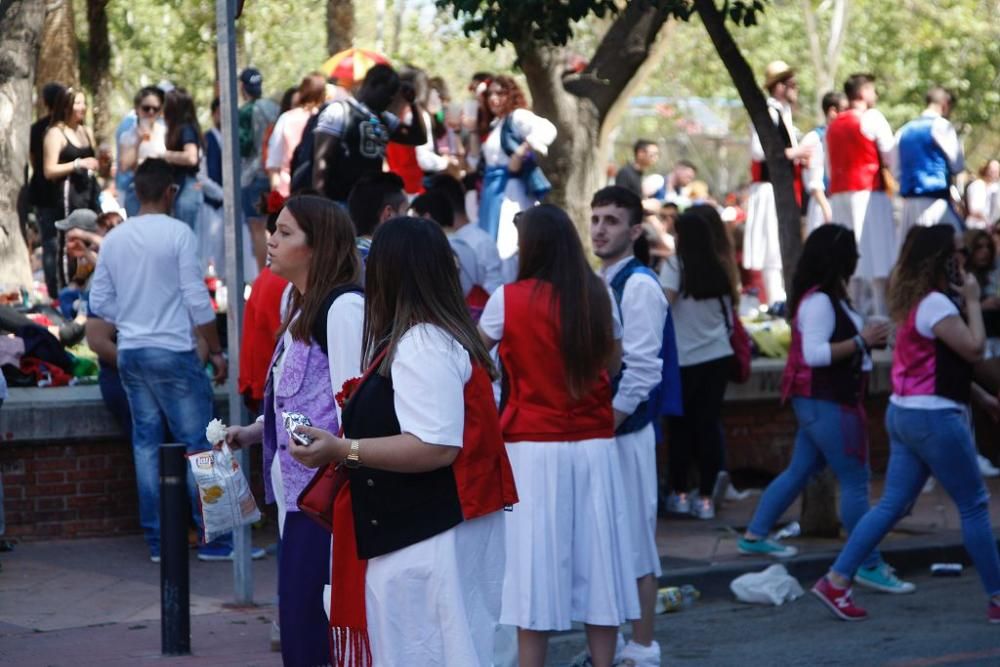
477 75 557 261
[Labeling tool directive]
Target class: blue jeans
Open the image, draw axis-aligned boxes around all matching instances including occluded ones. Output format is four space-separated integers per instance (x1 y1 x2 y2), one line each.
832 404 1000 597
173 174 203 230
118 347 231 554
748 397 880 568
241 173 270 223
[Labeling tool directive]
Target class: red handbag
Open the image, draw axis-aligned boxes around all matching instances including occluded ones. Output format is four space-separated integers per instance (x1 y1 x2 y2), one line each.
297 461 346 533
720 297 751 384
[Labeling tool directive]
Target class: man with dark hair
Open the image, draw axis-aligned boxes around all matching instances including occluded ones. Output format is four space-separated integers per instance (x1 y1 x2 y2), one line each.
427 173 504 295
895 86 965 234
346 172 408 259
238 67 279 271
590 184 668 667
801 91 848 232
616 139 660 197
662 159 698 207
313 64 427 204
743 60 814 305
29 82 67 299
89 158 265 563
827 73 896 316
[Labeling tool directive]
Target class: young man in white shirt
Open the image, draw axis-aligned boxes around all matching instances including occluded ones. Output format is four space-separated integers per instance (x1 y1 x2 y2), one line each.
89 158 264 563
590 185 668 667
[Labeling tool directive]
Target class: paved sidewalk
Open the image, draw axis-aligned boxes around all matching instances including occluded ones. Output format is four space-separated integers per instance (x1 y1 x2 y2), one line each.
0 476 997 665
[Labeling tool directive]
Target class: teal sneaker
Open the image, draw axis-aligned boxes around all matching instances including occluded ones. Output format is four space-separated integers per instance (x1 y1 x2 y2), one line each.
855 562 916 594
737 536 798 559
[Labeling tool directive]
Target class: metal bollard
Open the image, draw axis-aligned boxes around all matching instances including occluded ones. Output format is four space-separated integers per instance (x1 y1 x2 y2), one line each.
160 443 191 655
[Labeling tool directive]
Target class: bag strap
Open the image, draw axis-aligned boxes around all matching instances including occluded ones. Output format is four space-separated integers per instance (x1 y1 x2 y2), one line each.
311 284 364 356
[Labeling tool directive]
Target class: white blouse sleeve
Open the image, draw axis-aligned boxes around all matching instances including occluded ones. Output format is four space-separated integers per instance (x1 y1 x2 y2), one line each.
509 108 557 156
392 324 472 448
326 292 365 421
478 286 505 342
416 111 451 173
266 112 288 171
798 292 836 367
915 292 960 339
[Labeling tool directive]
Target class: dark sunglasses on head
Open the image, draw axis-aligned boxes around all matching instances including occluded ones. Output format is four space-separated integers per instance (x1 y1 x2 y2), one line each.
141 105 161 113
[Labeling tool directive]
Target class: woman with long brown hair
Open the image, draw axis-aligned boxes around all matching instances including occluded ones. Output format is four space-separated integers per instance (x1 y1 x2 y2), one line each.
222 195 365 666
479 204 637 667
813 224 1000 623
477 75 557 260
287 216 517 666
267 72 326 197
161 87 202 229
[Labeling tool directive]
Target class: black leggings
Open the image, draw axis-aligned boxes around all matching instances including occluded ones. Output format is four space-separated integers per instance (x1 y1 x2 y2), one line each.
667 355 732 497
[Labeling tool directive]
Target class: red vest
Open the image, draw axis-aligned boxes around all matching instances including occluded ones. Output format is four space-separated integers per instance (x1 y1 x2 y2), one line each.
827 110 883 194
238 267 289 402
385 142 425 195
499 279 615 442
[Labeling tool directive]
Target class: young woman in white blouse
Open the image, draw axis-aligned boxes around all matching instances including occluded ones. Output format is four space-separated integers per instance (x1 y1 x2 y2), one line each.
477 75 557 261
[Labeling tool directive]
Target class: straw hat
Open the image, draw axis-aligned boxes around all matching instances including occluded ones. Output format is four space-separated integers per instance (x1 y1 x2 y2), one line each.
763 60 795 90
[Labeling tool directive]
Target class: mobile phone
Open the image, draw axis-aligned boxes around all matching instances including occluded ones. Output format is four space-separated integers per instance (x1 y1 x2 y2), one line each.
945 256 963 286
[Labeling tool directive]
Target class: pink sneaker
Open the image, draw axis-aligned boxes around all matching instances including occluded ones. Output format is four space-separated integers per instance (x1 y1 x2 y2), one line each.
811 576 868 621
989 600 1000 624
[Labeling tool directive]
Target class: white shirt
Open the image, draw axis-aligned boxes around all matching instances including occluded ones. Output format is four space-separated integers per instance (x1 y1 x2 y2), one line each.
481 108 557 169
966 179 1000 228
452 223 504 294
392 324 472 448
890 292 962 410
894 111 964 178
800 128 827 194
659 256 733 366
601 256 667 416
89 213 216 352
416 110 450 174
750 97 797 162
479 283 624 342
797 292 872 371
856 107 896 171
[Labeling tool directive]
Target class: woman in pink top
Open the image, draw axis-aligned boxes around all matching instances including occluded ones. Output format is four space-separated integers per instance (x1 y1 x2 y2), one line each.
267 72 326 197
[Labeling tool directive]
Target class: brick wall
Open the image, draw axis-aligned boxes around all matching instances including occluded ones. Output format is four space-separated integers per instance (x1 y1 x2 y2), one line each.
0 438 264 541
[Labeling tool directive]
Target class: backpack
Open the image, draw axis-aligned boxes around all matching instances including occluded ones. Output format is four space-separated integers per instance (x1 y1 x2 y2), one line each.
609 257 684 434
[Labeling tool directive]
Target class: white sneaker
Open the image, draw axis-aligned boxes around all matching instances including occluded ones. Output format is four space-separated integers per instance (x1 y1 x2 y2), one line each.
711 471 730 507
978 454 1000 478
725 483 753 502
617 640 661 667
665 492 691 514
690 497 715 520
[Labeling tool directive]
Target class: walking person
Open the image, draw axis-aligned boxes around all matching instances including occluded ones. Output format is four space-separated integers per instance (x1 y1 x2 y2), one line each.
477 75 557 260
162 87 203 230
660 205 738 518
480 204 638 667
812 224 1000 623
737 225 915 591
589 186 667 667
88 158 263 563
289 216 517 666
223 195 364 666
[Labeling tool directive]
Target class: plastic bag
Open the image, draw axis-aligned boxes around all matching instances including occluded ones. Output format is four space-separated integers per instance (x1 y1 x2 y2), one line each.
188 443 261 543
729 564 804 606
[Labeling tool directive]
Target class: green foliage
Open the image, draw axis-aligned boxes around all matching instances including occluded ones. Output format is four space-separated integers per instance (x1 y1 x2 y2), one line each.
437 0 771 49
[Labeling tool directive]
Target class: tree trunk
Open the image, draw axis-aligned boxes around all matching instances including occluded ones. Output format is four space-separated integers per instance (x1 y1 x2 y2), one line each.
0 1 46 290
799 469 842 538
326 0 355 55
694 0 802 292
36 0 79 115
513 3 673 246
85 0 112 145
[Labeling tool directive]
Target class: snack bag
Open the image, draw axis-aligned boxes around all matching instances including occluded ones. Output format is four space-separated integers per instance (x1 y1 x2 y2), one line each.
189 419 261 543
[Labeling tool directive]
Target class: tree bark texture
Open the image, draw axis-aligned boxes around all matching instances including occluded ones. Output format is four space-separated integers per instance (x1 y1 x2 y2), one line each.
514 2 672 246
36 0 79 114
694 0 802 291
0 0 46 290
85 0 112 145
327 0 355 55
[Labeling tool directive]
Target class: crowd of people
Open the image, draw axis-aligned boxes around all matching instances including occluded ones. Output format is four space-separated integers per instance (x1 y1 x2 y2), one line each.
3 53 1000 665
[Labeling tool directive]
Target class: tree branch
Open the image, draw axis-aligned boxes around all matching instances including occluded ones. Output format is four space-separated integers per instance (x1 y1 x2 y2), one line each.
799 0 825 123
826 0 849 91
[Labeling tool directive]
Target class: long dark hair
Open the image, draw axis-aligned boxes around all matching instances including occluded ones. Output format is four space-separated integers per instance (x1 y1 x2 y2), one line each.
363 217 494 377
278 195 362 344
674 204 739 302
788 224 858 317
888 224 956 322
163 87 201 151
516 205 615 398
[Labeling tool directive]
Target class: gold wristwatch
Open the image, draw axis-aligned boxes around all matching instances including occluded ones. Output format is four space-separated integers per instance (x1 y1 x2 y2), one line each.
344 439 362 469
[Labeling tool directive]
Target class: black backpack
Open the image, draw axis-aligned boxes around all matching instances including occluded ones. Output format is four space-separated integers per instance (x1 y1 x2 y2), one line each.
289 101 330 195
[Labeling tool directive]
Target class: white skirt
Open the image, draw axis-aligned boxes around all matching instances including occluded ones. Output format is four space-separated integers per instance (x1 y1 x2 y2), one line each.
805 197 826 236
743 182 781 271
496 178 536 261
900 198 962 245
500 437 640 631
615 424 662 579
366 511 506 666
830 190 896 280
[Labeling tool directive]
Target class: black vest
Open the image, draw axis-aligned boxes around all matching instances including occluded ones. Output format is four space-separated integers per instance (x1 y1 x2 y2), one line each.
934 338 973 404
811 294 866 405
340 370 463 560
322 100 391 202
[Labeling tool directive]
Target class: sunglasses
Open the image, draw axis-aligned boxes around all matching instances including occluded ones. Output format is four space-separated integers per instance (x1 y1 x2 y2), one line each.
141 105 161 114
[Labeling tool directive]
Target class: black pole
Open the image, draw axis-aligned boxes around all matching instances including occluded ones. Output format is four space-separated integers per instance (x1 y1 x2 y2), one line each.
160 443 190 656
